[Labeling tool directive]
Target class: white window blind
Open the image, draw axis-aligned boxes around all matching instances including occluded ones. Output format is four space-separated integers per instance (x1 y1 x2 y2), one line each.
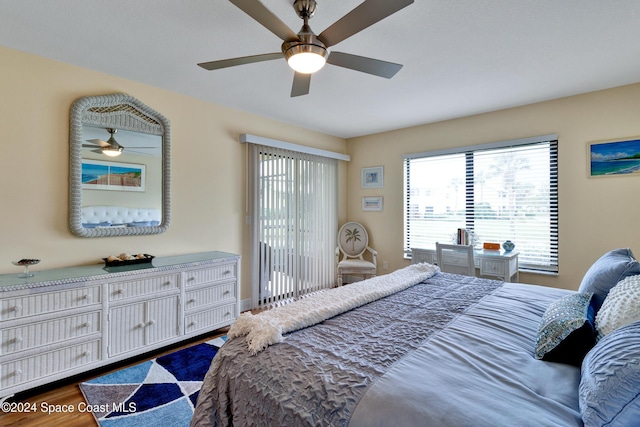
250 144 338 307
404 136 558 272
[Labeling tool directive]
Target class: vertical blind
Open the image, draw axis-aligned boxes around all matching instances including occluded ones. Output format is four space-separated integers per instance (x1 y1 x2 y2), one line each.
404 136 558 272
251 144 338 307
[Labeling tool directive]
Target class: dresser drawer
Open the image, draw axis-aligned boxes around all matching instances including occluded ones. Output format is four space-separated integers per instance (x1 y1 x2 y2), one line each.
185 282 236 311
183 263 237 288
1 339 101 389
108 274 178 301
1 311 101 356
184 303 236 334
0 286 100 321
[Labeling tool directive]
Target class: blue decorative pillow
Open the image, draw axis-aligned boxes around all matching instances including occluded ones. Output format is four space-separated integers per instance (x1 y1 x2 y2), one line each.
579 320 640 427
578 248 640 312
535 292 596 366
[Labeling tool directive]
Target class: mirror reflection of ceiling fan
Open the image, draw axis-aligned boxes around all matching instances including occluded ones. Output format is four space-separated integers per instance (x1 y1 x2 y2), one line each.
198 0 414 97
83 128 156 157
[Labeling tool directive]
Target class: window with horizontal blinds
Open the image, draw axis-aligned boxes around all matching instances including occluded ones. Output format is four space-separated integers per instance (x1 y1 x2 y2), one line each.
404 136 558 272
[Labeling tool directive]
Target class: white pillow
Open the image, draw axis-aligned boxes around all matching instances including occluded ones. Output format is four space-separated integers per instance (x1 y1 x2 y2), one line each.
595 274 640 339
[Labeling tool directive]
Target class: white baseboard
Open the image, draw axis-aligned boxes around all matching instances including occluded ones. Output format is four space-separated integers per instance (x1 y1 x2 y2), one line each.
240 298 252 313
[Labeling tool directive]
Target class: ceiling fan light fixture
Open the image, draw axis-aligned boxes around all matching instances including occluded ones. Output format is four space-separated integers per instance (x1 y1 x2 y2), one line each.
284 44 328 74
101 146 123 157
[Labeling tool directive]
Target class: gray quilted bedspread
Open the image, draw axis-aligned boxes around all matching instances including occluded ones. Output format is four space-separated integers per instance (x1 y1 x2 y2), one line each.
191 273 502 427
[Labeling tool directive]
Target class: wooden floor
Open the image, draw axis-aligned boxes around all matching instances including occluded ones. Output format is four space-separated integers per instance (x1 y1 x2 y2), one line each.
0 328 228 427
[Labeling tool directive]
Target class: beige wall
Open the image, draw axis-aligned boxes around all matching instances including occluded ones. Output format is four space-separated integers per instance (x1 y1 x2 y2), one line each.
4 44 640 297
0 46 348 302
346 83 640 290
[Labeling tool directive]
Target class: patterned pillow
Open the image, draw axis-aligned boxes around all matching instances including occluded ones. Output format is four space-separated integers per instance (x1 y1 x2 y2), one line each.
535 292 596 366
579 320 640 427
578 248 640 312
595 274 640 339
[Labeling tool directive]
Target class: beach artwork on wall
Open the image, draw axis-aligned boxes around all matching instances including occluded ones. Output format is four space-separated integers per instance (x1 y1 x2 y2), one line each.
589 138 640 177
82 159 146 191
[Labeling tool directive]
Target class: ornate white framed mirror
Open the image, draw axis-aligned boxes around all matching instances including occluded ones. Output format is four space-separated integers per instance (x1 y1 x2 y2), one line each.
69 93 171 237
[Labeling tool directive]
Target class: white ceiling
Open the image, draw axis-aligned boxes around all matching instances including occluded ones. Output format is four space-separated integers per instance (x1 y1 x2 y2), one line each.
2 1 640 138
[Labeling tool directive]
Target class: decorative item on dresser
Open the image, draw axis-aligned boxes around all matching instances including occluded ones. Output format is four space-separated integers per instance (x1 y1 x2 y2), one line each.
0 251 240 398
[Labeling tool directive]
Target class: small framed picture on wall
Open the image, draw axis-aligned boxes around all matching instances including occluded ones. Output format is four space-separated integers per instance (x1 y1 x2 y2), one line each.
362 196 383 211
361 166 384 188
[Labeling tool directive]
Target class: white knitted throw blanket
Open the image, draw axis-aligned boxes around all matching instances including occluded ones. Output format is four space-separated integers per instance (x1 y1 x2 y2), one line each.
228 263 439 354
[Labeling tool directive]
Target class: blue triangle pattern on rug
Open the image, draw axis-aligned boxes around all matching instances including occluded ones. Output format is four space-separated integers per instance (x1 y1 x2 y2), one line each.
156 340 220 381
80 336 227 427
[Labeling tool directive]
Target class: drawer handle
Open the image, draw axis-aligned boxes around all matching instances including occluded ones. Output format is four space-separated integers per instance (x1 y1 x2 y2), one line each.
187 277 196 282
116 289 125 295
137 320 155 328
163 281 171 286
224 270 231 275
14 336 23 344
82 351 91 357
82 322 92 328
187 298 196 304
82 294 91 301
13 369 22 376
12 304 22 312
189 321 197 327
223 290 230 295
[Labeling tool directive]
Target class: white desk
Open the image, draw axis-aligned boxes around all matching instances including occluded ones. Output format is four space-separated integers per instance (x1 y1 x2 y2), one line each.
411 247 519 282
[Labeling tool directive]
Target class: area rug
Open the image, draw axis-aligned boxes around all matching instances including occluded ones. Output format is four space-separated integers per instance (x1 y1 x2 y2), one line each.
79 336 227 427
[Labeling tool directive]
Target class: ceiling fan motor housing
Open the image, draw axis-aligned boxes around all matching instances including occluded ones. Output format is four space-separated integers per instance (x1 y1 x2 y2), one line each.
283 0 328 71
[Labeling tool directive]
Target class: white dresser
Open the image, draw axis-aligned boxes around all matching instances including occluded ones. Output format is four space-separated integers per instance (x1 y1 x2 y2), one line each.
0 251 239 398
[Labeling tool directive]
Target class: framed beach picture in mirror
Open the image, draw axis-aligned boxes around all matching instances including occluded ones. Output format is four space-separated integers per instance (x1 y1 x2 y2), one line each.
589 138 640 177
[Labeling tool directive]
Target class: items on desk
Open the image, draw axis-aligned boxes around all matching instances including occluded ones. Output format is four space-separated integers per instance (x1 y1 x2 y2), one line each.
483 242 501 250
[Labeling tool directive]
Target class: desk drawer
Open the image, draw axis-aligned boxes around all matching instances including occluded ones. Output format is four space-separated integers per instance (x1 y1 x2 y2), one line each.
480 258 506 277
183 263 236 288
109 274 178 301
1 339 101 389
1 311 101 355
0 286 100 321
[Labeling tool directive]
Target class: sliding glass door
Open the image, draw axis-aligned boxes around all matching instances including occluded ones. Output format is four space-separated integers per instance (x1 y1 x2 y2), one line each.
250 144 337 307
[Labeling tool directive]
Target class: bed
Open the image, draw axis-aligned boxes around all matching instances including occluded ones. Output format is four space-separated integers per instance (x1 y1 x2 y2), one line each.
80 205 161 227
191 249 640 427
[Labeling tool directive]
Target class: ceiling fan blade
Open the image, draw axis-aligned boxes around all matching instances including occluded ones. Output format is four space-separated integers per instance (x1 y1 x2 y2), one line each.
327 52 403 78
125 149 156 156
318 0 414 47
291 72 311 97
86 139 109 147
229 0 298 41
198 52 282 71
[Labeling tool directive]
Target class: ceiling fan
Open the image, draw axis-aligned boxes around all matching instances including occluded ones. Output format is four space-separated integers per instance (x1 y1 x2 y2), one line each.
198 0 414 97
83 128 154 157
